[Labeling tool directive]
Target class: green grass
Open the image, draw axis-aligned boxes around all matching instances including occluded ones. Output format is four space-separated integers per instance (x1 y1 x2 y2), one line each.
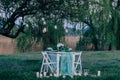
0 51 120 80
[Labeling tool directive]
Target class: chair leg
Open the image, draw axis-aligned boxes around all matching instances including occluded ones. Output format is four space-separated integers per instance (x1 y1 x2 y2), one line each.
40 59 44 73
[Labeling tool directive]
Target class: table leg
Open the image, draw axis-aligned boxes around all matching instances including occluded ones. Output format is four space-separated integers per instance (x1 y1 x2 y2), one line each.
56 54 60 77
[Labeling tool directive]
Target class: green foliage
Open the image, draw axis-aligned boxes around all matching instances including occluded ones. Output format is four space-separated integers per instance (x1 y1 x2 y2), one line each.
16 16 65 52
16 22 39 52
17 34 33 52
75 0 120 50
42 20 65 50
76 38 92 51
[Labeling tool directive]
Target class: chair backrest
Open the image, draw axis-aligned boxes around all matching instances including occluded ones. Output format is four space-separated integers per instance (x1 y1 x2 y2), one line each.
41 51 51 63
42 51 58 62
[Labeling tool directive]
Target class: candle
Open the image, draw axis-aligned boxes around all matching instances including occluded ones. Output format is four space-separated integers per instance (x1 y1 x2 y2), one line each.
63 75 66 78
36 72 39 78
84 69 89 76
50 73 52 76
97 71 101 76
84 71 88 76
54 73 57 77
44 72 46 77
40 73 42 78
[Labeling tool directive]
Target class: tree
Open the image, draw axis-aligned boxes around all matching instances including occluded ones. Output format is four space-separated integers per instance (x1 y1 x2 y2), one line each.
62 0 103 50
68 0 120 50
1 0 120 51
110 0 120 50
0 0 64 38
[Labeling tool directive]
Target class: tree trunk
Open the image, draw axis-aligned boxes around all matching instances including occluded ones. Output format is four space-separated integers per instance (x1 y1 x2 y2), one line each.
115 11 120 50
116 23 120 50
108 43 112 51
92 36 99 51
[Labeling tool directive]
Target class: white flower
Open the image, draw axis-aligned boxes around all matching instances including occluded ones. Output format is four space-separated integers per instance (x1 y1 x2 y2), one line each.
68 48 72 51
47 47 53 51
57 43 64 48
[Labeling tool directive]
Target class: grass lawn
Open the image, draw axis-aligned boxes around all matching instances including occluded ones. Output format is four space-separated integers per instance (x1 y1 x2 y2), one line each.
0 51 120 80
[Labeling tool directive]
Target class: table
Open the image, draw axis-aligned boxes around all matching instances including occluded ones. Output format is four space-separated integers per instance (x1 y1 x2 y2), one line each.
40 51 82 76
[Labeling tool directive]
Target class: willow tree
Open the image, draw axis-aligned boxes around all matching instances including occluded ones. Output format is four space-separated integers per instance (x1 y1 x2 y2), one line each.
0 0 64 38
65 0 120 50
15 0 65 51
0 0 66 51
110 0 120 50
99 0 120 50
62 0 105 50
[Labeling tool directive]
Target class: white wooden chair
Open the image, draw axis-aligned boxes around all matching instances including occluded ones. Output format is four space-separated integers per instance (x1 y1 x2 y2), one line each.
73 52 82 75
40 51 57 74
